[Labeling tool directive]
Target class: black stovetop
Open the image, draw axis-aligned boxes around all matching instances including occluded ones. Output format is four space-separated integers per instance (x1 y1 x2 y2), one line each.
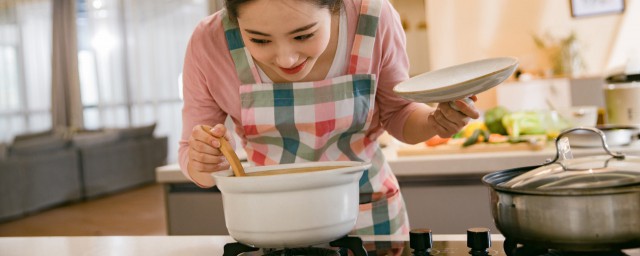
225 238 640 256
224 230 640 256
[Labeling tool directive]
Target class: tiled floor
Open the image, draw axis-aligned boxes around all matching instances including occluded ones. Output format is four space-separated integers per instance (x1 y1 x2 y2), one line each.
0 183 167 236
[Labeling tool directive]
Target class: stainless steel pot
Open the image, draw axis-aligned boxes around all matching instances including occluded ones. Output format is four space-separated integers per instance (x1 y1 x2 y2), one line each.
482 127 640 251
213 161 369 249
563 125 639 147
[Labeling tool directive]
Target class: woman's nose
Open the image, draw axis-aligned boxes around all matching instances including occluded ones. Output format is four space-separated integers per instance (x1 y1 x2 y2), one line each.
275 46 299 68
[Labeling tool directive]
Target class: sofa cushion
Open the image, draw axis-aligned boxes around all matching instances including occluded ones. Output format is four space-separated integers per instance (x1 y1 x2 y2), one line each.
113 123 156 141
10 135 70 156
12 130 54 143
72 130 120 148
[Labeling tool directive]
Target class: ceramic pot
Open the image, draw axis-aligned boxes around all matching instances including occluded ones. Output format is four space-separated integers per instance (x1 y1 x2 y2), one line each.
213 161 369 248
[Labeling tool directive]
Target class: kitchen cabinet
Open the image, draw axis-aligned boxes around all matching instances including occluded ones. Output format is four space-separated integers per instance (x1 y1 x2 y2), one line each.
496 78 572 111
157 142 640 235
398 174 497 234
495 77 606 112
164 183 227 235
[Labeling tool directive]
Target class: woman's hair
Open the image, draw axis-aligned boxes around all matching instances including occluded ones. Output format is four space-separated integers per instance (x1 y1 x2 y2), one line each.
225 0 343 21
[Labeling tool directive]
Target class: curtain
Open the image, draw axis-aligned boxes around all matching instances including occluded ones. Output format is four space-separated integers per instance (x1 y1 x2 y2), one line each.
51 0 83 130
77 0 209 162
1 0 212 163
0 0 53 142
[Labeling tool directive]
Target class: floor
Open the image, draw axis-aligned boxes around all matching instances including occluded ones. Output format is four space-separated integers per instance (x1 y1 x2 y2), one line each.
0 183 167 237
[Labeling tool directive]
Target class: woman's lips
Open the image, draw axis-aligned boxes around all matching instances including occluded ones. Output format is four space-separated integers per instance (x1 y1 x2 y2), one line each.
279 60 307 74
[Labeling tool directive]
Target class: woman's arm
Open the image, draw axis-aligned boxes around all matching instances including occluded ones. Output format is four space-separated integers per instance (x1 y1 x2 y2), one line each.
179 14 236 187
373 0 479 145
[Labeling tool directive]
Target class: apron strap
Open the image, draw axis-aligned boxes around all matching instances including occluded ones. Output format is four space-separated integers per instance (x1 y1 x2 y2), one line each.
348 0 383 74
221 11 262 84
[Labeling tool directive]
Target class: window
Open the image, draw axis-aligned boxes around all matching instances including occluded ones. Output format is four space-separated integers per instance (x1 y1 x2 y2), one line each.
1 0 210 163
76 0 208 162
0 0 53 142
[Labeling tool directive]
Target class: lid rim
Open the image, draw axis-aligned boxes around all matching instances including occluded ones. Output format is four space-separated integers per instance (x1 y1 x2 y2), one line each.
498 155 640 190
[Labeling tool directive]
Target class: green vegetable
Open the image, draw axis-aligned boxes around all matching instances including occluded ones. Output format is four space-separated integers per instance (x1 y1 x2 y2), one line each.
484 106 510 135
501 111 547 137
463 129 482 147
482 129 491 142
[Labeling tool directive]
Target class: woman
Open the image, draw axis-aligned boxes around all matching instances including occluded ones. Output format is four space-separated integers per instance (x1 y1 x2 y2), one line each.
179 0 479 235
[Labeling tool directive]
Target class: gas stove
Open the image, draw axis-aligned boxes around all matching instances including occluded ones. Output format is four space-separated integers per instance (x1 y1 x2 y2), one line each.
223 228 640 256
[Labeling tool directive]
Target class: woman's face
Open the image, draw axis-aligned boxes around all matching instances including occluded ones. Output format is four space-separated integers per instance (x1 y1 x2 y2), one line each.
236 0 333 82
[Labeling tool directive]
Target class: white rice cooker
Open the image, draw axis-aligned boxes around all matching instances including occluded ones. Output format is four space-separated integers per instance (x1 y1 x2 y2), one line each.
604 73 640 128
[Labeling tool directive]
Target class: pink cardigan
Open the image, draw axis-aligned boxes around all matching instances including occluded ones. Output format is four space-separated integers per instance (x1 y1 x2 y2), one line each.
179 0 420 183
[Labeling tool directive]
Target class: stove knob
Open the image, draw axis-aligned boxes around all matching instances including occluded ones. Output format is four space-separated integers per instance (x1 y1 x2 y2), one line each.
467 227 491 255
409 229 433 254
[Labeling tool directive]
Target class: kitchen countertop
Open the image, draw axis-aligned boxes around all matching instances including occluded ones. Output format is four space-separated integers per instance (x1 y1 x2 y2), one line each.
157 141 640 182
0 234 499 256
4 235 640 256
387 140 640 177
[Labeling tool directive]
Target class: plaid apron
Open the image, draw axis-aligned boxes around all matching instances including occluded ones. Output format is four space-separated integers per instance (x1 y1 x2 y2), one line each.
222 0 408 235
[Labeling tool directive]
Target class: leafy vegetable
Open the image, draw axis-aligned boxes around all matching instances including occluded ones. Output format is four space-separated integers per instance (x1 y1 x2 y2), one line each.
484 106 510 135
501 111 547 137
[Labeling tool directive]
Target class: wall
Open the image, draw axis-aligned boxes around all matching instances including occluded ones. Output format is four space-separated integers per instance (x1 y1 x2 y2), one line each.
607 0 640 74
426 0 627 75
391 0 431 76
423 0 638 110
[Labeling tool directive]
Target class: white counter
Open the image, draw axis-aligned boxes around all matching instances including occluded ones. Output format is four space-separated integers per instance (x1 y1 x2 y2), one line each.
156 141 640 182
387 141 640 177
4 235 640 256
0 236 235 256
0 235 492 256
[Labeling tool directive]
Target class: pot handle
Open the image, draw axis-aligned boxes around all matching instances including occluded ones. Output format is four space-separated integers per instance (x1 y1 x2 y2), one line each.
546 127 626 165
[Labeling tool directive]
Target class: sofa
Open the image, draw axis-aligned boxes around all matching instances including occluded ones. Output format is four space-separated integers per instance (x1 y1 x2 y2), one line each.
0 131 82 222
0 124 168 222
75 124 168 199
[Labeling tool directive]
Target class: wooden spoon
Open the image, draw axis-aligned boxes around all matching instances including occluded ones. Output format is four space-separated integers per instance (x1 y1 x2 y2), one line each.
201 126 246 177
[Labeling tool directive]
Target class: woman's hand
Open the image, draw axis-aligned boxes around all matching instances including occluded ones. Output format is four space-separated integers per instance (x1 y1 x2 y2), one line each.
428 96 480 138
186 123 233 187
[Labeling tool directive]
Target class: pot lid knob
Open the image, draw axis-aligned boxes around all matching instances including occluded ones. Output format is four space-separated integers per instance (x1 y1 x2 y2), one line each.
467 227 491 255
409 229 433 253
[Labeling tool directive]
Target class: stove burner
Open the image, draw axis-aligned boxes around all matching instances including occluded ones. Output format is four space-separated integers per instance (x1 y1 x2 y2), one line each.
504 238 630 256
222 236 367 256
223 242 258 256
262 247 339 256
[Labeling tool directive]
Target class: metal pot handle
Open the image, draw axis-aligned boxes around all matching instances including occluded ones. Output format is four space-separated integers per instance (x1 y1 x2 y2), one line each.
546 127 626 165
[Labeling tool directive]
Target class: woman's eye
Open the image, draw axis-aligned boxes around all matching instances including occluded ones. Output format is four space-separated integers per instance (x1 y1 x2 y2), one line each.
295 33 314 41
250 38 270 45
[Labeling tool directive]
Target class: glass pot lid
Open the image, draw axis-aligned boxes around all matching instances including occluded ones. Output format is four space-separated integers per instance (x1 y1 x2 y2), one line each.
500 127 640 190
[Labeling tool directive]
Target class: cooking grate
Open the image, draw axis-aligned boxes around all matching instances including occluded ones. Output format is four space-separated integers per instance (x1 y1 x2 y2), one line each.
223 236 367 256
262 247 339 256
